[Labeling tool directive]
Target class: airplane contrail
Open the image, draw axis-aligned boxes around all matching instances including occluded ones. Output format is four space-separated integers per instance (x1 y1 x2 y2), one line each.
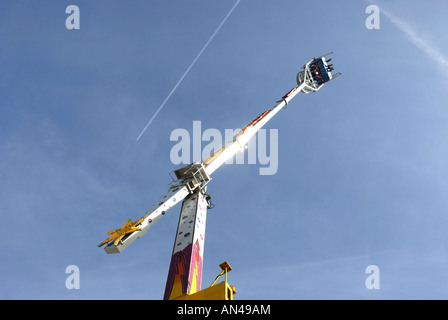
367 0 448 71
381 8 448 70
136 0 241 142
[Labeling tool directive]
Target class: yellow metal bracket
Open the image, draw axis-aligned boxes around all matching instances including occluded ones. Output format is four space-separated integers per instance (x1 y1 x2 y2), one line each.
210 261 232 287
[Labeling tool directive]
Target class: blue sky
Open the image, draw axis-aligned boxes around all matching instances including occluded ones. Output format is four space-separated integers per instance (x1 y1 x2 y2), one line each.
1 0 448 299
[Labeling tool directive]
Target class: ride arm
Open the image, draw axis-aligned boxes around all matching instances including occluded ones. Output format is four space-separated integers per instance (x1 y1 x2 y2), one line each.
203 84 304 175
99 184 190 254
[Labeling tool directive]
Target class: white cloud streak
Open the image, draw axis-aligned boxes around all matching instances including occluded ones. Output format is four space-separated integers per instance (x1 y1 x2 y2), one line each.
380 6 448 71
136 0 241 141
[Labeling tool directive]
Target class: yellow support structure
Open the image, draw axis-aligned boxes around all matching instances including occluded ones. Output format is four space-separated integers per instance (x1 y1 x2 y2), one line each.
173 281 236 300
170 261 236 300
